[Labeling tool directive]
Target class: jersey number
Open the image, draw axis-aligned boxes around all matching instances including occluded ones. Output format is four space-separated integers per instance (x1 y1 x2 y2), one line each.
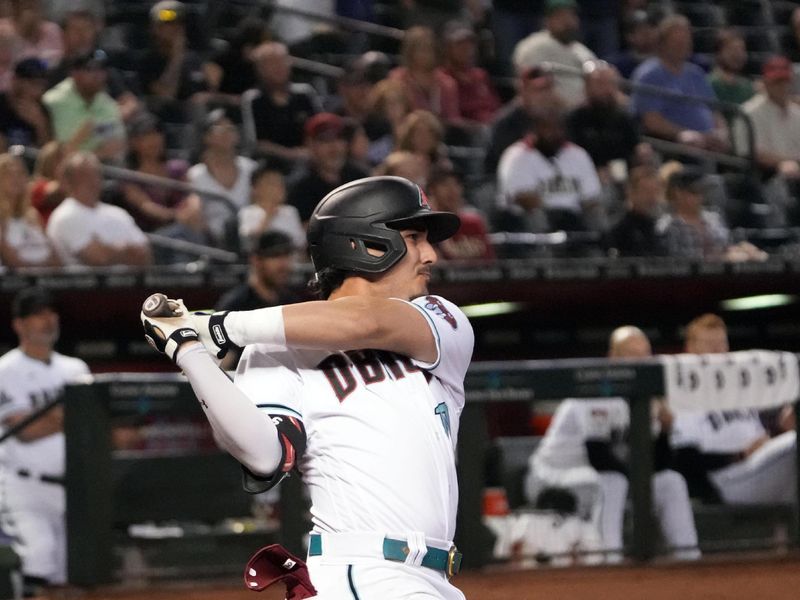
319 350 424 402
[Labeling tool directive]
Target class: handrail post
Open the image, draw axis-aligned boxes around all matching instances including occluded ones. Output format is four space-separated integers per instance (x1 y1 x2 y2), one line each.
628 393 655 561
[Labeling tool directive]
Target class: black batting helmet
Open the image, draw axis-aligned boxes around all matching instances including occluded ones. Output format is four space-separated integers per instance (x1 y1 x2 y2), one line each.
307 176 460 274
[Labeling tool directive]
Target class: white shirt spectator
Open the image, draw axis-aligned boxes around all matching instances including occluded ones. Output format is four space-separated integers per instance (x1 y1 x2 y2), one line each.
238 203 305 252
512 31 596 109
46 196 148 265
188 156 257 244
735 93 800 159
497 140 602 213
2 218 53 265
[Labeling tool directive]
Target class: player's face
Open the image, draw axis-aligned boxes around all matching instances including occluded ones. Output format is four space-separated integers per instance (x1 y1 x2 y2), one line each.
13 308 60 349
687 328 729 354
377 228 437 299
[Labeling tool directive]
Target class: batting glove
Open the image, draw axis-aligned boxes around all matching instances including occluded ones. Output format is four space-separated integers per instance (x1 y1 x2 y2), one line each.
190 311 242 360
140 294 200 362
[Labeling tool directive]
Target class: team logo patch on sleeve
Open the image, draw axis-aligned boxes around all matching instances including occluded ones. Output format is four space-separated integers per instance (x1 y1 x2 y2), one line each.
424 296 457 329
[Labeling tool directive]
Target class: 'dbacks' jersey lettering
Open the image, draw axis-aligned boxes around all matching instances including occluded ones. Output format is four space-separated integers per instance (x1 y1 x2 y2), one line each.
233 295 474 542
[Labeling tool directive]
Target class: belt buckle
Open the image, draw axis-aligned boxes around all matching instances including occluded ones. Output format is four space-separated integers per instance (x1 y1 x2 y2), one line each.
446 545 462 577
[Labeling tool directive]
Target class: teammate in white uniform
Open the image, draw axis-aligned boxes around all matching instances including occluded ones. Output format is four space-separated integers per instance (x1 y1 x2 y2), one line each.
0 288 90 597
671 314 797 505
140 176 473 599
526 326 699 561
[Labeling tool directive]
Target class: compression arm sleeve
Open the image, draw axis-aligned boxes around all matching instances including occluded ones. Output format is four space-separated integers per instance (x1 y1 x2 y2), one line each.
672 446 732 503
176 344 282 476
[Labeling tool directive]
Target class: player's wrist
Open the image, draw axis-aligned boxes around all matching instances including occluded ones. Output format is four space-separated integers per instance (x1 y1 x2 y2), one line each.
224 306 286 349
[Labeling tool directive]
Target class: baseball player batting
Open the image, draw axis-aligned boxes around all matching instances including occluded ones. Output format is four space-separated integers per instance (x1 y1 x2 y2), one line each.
0 288 90 597
140 176 473 599
526 326 699 562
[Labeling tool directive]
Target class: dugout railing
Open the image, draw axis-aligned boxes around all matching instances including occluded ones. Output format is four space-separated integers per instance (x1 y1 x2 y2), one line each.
61 356 800 585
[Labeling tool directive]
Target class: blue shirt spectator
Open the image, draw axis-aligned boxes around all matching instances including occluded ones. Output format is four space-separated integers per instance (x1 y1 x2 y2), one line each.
631 57 716 133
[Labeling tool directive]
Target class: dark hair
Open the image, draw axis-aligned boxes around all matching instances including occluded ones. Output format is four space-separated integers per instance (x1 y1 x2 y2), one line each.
714 27 745 55
250 160 284 186
307 267 349 299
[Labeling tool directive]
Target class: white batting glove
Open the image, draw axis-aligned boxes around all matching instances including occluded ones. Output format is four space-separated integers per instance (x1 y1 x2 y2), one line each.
190 310 242 360
140 294 200 362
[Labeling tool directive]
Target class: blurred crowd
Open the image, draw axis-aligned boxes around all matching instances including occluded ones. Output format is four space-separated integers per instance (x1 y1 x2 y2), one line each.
3 0 800 269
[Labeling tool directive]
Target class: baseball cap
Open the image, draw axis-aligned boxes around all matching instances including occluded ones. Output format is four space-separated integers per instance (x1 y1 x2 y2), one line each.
12 287 56 319
304 113 345 141
150 0 185 23
667 168 707 194
545 0 578 14
69 48 108 71
443 20 476 43
14 57 47 80
762 55 793 82
127 112 162 138
253 230 296 258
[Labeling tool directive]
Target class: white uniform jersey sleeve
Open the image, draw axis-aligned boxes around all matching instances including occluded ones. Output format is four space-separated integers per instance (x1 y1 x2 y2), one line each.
405 295 474 394
234 346 304 421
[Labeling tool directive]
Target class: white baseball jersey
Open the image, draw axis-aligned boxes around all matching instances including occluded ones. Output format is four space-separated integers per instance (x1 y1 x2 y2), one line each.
0 348 90 476
671 409 766 454
533 399 630 472
497 141 602 213
0 347 90 584
234 295 473 543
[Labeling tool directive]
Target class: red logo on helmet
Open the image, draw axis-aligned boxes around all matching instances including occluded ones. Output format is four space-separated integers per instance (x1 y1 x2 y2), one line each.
419 189 430 209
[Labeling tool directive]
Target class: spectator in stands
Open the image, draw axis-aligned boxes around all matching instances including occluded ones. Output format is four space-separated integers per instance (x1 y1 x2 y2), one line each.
188 108 257 247
206 16 270 107
525 325 700 563
364 78 413 166
736 57 800 188
242 41 322 171
388 26 460 124
607 9 658 80
497 107 603 233
0 152 59 267
512 0 596 110
485 65 561 174
48 9 140 122
216 230 298 313
709 28 755 108
670 314 797 505
0 57 50 150
372 150 431 189
426 166 494 261
333 56 374 126
0 0 63 66
567 61 640 174
395 110 451 172
46 151 151 266
137 1 210 124
122 112 208 255
607 165 667 257
440 20 501 125
630 15 728 151
0 21 15 92
237 163 305 254
42 48 126 162
28 140 67 225
286 112 369 224
657 167 727 259
342 117 371 174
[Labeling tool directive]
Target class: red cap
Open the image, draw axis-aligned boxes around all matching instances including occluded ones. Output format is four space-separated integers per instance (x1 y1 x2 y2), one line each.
762 56 793 82
304 113 345 141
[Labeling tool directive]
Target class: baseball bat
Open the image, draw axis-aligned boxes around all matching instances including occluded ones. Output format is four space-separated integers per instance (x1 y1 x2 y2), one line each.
142 293 183 318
